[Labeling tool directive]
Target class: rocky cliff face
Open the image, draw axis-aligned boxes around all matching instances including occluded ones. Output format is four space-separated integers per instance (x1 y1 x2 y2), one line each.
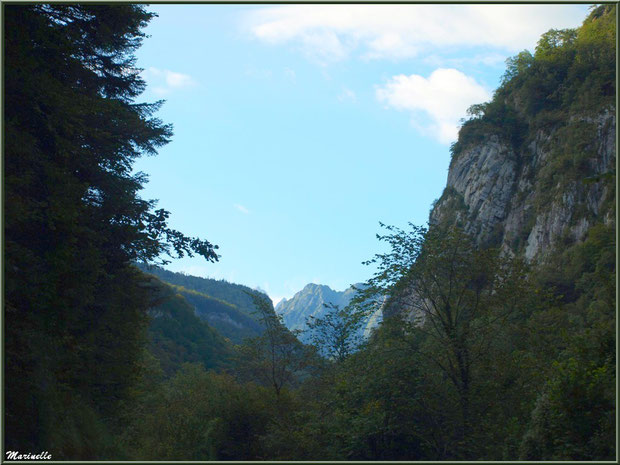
430 108 615 262
428 3 616 264
390 5 617 324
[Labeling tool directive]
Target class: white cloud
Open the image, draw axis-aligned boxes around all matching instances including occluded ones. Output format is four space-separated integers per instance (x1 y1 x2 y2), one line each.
246 4 587 62
376 68 491 144
365 32 418 60
234 203 250 214
255 281 288 309
337 87 357 103
143 67 196 95
165 70 194 88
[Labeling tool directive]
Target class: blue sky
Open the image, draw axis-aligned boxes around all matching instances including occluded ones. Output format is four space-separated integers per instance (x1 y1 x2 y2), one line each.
132 3 590 305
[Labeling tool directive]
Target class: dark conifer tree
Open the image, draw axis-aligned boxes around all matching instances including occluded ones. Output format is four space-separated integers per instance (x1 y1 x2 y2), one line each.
4 5 217 457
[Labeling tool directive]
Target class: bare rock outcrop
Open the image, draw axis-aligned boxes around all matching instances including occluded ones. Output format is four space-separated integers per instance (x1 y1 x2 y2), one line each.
430 109 615 263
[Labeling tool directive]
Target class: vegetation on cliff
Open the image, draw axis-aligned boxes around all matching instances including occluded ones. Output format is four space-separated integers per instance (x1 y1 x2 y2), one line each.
454 4 614 157
433 4 615 267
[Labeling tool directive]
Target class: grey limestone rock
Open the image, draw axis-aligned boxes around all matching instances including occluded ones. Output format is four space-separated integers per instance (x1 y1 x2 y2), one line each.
431 109 615 263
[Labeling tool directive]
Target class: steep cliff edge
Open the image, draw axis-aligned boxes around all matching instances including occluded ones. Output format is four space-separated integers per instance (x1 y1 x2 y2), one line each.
431 108 615 261
429 5 615 263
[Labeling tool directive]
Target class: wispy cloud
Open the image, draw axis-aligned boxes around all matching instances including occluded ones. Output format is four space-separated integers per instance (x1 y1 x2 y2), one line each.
254 282 287 309
234 203 250 214
337 87 357 103
143 67 196 95
376 68 491 145
245 4 586 63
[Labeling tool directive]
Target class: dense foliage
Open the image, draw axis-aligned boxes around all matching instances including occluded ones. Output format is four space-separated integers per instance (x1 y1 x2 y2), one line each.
4 4 217 458
145 277 233 376
124 220 614 461
234 294 319 396
452 4 615 159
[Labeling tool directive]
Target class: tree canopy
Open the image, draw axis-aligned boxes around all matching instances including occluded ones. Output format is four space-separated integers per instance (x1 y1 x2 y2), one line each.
5 5 217 456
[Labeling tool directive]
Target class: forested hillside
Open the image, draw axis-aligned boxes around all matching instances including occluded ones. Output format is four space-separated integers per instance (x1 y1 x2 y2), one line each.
144 277 233 375
139 264 269 342
4 3 615 461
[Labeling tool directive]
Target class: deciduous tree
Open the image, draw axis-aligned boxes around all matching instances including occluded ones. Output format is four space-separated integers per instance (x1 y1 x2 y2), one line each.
236 294 315 397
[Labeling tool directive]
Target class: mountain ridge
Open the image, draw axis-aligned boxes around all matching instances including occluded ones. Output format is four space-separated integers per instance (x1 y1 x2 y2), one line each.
276 282 382 342
137 263 274 343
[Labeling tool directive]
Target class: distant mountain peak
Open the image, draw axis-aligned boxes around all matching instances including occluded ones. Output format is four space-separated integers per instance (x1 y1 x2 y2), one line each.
302 282 330 291
276 281 382 343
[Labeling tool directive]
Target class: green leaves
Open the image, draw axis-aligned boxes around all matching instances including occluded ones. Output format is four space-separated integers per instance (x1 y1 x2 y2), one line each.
520 356 615 460
4 5 218 456
306 303 365 362
124 364 273 460
235 294 316 396
354 222 426 309
453 4 615 163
